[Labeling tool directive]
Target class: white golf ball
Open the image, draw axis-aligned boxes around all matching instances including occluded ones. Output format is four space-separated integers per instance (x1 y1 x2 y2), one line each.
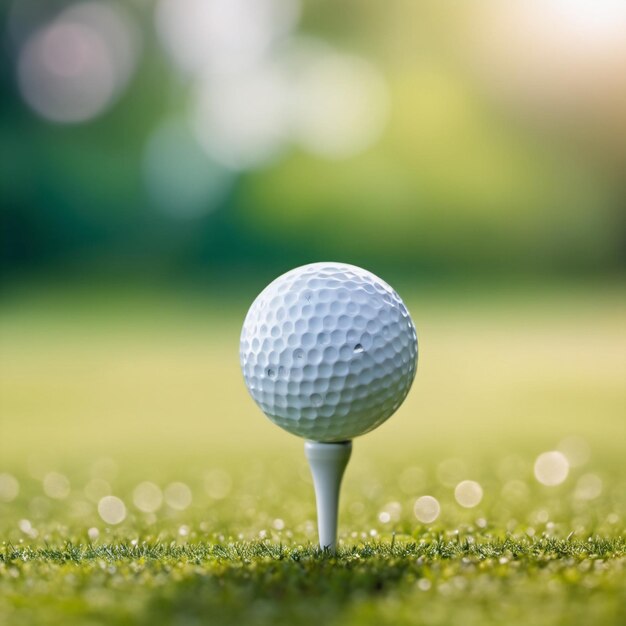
240 262 418 442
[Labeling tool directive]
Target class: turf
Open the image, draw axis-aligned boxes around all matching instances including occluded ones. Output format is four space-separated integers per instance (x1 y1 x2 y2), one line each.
1 537 624 626
1 284 625 625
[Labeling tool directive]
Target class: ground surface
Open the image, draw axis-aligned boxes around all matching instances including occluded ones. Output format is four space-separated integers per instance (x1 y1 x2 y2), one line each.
1 283 625 625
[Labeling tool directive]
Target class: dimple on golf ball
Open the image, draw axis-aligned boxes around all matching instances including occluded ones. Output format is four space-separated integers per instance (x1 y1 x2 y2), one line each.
240 262 418 442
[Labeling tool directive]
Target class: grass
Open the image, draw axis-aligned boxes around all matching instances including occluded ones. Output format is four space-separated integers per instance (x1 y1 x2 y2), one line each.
1 282 625 625
1 537 624 626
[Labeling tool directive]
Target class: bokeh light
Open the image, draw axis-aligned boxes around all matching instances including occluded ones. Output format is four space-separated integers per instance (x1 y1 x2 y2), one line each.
43 472 70 499
98 496 127 525
534 451 570 487
17 2 140 123
155 0 300 76
558 436 591 468
18 519 38 538
164 482 193 511
143 118 233 217
290 46 389 158
133 481 163 513
0 473 20 502
574 474 603 501
191 65 290 170
454 480 483 508
414 496 441 523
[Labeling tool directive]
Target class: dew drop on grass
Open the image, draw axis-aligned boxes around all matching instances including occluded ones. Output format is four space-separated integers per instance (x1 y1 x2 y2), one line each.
18 519 36 537
87 527 99 540
380 501 402 522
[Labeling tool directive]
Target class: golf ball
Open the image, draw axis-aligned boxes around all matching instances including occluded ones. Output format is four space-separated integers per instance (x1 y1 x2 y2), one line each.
240 262 418 442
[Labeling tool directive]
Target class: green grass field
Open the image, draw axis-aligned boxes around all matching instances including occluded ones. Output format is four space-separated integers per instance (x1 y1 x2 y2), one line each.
1 283 625 625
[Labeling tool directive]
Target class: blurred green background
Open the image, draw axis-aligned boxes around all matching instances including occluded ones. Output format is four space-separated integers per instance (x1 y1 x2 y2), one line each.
1 0 625 537
2 0 625 283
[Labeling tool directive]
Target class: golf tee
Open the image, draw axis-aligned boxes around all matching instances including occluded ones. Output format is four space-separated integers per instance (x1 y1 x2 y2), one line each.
304 440 352 553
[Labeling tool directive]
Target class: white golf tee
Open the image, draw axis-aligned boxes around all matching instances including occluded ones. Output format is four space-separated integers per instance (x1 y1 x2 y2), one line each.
304 440 352 553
